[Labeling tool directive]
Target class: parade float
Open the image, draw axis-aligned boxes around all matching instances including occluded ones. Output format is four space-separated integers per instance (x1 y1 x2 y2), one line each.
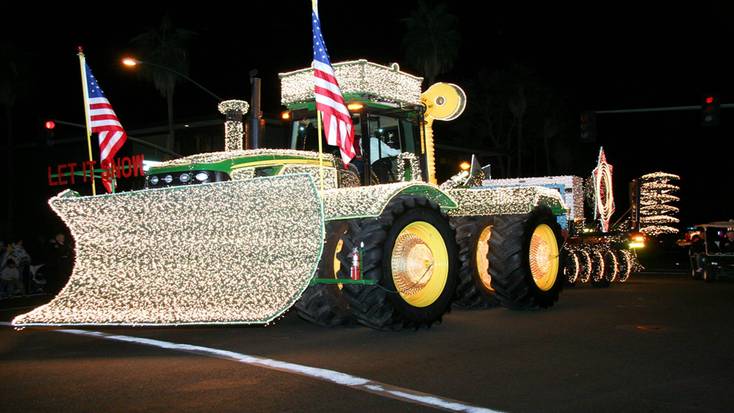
13 60 568 330
484 152 681 289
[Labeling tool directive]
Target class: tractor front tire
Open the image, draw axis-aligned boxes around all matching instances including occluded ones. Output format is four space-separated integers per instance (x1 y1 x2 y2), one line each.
337 196 458 330
295 222 352 327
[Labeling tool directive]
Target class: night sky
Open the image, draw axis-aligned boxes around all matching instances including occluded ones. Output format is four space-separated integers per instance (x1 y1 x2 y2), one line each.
2 1 733 242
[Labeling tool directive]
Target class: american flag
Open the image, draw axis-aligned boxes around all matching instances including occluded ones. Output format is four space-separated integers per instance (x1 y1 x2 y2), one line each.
312 0 356 165
85 63 127 192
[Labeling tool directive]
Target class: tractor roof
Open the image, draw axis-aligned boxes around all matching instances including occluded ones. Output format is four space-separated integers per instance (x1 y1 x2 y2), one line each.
279 59 424 108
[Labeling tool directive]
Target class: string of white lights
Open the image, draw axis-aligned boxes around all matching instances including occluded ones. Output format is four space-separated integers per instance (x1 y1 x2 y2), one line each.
639 171 680 236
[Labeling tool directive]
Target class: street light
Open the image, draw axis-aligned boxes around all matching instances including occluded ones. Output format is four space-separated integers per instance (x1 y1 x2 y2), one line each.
121 56 222 102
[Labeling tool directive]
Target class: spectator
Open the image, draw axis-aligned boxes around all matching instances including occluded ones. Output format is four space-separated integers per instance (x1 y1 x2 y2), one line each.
1 258 23 297
9 240 31 295
47 233 73 293
0 240 7 268
720 229 734 254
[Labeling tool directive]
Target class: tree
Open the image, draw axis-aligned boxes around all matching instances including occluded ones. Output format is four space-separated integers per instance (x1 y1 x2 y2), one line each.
508 85 527 176
0 42 32 239
402 0 460 85
462 62 570 178
130 14 195 152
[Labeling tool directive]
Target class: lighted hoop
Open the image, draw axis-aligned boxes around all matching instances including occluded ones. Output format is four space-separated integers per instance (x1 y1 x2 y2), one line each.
592 147 615 232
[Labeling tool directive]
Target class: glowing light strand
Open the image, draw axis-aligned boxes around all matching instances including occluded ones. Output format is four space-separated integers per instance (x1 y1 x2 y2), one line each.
218 100 250 152
639 171 680 236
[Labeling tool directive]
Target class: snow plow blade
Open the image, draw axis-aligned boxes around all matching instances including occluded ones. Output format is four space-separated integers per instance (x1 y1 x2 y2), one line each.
13 174 324 327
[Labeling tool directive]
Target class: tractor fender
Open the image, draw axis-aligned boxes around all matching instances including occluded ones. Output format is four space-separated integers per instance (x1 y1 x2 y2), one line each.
322 182 457 221
446 186 566 217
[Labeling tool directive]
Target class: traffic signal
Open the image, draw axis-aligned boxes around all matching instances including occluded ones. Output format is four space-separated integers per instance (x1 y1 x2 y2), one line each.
580 111 596 142
44 119 55 145
701 93 720 127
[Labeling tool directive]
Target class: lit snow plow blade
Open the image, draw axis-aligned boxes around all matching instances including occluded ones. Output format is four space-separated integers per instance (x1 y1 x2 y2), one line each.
13 174 324 327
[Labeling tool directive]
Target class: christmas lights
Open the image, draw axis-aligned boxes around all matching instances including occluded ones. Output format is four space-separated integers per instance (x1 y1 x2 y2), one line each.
447 186 565 217
156 149 337 169
563 243 639 284
218 100 249 152
230 168 255 181
592 148 615 232
338 168 361 187
639 171 680 236
13 174 324 326
396 152 423 182
321 182 457 221
280 165 339 190
279 60 423 106
483 176 584 225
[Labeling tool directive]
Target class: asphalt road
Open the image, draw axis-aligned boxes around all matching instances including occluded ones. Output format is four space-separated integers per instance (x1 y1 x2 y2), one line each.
2 274 733 413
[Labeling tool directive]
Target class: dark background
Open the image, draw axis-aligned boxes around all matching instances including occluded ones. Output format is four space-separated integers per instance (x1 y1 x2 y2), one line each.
1 1 733 246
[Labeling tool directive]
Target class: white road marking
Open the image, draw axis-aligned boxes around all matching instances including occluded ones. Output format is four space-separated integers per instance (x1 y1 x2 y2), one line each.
1 322 501 412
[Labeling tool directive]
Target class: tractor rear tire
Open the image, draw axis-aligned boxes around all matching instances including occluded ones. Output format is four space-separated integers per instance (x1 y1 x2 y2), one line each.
295 222 352 327
452 216 500 309
488 207 564 309
337 196 458 330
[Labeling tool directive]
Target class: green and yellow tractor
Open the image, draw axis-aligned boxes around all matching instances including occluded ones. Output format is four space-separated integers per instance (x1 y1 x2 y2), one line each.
14 60 566 330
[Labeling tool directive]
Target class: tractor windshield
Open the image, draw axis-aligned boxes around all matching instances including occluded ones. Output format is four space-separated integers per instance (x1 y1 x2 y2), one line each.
287 106 425 184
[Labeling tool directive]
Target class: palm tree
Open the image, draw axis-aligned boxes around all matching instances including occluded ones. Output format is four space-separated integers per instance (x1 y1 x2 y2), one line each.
402 0 460 85
130 14 195 152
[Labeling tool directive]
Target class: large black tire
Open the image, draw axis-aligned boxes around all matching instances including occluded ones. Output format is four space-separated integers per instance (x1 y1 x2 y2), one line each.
337 196 459 330
489 207 564 309
452 216 500 308
690 253 701 280
703 267 716 283
295 222 352 327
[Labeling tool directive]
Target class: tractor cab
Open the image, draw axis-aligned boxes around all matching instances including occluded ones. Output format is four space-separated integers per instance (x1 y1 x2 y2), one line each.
284 104 426 185
279 59 465 186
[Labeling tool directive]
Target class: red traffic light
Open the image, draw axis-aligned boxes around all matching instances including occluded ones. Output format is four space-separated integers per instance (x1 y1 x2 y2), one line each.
705 96 715 104
45 120 56 130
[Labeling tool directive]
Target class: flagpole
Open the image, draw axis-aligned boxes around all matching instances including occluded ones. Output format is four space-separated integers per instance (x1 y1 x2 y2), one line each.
78 47 97 196
317 110 325 191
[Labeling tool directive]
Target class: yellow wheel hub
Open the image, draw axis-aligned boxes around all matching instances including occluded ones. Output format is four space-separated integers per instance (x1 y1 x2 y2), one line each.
333 238 344 290
529 224 559 291
391 221 449 307
475 225 494 291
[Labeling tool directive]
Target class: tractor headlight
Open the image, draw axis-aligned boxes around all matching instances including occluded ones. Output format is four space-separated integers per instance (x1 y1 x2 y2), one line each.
163 175 173 184
180 173 191 183
195 172 209 182
149 176 159 185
